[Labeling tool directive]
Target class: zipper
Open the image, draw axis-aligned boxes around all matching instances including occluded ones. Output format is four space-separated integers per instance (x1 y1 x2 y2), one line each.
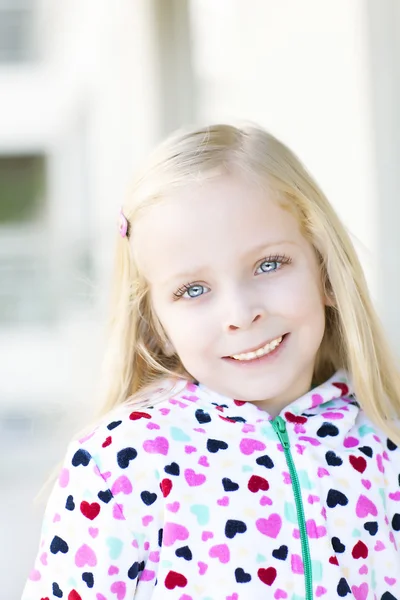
271 416 313 600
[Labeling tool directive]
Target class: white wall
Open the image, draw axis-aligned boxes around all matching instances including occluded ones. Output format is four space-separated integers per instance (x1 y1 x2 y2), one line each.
190 0 378 295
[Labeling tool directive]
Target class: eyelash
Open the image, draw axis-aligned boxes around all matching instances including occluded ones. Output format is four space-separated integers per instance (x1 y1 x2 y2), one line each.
173 254 292 300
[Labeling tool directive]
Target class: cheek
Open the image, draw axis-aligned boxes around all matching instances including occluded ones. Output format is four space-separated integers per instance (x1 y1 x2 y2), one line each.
268 271 325 321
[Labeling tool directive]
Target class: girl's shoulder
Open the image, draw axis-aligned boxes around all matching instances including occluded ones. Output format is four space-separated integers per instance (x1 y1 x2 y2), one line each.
71 378 191 464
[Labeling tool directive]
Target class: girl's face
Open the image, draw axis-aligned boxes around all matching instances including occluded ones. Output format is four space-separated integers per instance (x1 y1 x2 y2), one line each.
134 173 327 415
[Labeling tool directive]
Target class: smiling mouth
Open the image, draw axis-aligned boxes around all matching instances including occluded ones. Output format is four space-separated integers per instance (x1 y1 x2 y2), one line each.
227 335 285 362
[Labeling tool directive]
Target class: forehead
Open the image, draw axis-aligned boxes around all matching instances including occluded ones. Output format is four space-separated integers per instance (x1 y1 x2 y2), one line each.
133 174 305 281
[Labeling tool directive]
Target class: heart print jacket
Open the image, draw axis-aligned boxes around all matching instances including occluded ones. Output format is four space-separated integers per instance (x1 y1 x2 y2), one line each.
21 371 400 600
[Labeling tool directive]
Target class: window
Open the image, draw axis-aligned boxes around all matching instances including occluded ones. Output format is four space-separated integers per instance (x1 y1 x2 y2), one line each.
0 0 35 63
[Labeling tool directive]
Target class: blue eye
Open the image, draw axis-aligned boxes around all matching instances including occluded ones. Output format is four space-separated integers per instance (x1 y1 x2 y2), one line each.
256 260 280 274
174 283 210 300
255 254 292 275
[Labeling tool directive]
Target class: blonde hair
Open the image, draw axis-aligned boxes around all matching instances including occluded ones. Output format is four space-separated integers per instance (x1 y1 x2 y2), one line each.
100 122 400 444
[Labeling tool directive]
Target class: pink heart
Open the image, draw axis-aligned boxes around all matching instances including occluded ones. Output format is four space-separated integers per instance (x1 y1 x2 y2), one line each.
198 455 209 467
351 583 368 600
260 496 272 506
163 522 189 546
198 561 208 575
101 471 112 481
194 427 205 433
274 590 287 599
75 544 97 567
185 445 197 454
184 468 206 486
111 581 126 600
108 565 119 575
308 495 320 504
283 472 292 485
239 438 266 455
361 479 371 490
146 422 160 430
89 527 98 538
256 514 282 538
58 468 69 488
149 550 160 562
359 565 368 575
343 436 359 448
209 543 230 563
39 552 47 566
28 569 41 581
241 424 255 433
217 496 229 506
384 577 396 586
112 503 125 520
143 436 169 455
295 444 306 454
306 519 326 539
139 569 156 581
374 540 385 551
389 491 400 501
202 531 214 541
317 467 329 478
293 528 300 539
53 513 61 522
159 408 170 415
111 476 132 496
142 515 153 526
166 501 180 513
356 495 377 518
291 554 304 574
316 587 327 597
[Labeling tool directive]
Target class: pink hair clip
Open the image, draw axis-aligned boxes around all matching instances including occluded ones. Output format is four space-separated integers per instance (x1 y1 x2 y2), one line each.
118 207 129 238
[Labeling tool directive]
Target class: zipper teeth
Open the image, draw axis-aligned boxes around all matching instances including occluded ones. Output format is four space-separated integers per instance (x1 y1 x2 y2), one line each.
272 417 313 600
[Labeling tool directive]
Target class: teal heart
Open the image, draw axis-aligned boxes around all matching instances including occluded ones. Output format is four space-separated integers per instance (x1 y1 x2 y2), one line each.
284 502 298 524
298 470 314 490
242 465 253 472
371 567 377 590
256 553 266 563
154 469 160 480
106 537 123 560
190 504 210 526
261 425 279 441
161 560 173 567
379 488 386 509
68 578 77 586
170 426 191 442
291 594 305 600
358 424 375 436
352 528 361 537
312 560 322 581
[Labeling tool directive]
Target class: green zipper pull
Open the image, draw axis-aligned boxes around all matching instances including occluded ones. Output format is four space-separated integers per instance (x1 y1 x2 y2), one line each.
271 415 290 448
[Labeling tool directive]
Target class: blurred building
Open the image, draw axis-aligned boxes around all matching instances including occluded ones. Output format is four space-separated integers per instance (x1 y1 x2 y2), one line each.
1 1 399 597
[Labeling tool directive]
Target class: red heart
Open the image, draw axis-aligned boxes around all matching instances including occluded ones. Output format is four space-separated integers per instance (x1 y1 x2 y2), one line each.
329 556 339 565
41 598 50 600
284 412 307 425
332 382 349 396
129 411 151 420
349 455 367 474
165 570 188 590
218 415 237 423
258 567 277 586
352 540 368 559
80 501 100 520
234 399 246 406
68 592 82 600
248 475 269 493
160 478 173 498
102 436 112 448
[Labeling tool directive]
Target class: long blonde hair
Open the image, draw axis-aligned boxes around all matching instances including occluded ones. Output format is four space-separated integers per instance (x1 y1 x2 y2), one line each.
100 122 400 444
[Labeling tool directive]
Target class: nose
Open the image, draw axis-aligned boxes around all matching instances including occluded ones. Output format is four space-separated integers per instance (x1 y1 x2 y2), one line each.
223 294 265 332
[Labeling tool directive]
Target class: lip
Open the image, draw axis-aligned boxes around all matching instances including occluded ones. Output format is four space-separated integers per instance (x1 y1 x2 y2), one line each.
224 334 287 358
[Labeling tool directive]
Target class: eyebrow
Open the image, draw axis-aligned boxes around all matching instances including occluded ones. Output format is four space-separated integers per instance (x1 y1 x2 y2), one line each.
163 240 298 286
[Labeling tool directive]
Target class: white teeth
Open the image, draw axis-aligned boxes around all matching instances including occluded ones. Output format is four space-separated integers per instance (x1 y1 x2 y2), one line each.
231 336 283 361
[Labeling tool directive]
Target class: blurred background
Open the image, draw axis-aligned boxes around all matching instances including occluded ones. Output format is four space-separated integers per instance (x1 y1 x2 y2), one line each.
1 0 400 596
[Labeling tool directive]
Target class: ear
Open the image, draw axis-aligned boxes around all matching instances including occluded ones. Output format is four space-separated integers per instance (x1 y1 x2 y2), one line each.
324 288 336 307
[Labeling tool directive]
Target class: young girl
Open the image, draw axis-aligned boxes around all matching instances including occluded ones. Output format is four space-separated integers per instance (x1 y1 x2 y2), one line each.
22 123 400 600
